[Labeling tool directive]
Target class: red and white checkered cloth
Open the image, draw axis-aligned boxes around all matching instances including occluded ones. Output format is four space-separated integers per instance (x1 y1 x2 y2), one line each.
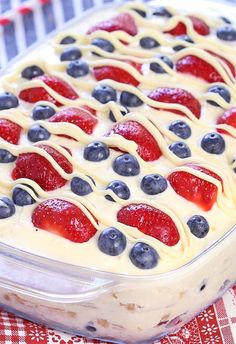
0 285 235 344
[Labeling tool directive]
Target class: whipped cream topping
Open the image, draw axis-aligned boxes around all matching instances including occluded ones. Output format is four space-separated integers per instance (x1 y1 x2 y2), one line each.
0 1 235 275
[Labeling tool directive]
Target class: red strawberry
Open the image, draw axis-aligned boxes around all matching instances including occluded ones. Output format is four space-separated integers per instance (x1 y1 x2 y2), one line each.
176 55 224 83
12 144 73 191
207 51 236 77
117 203 180 246
93 61 142 87
32 199 97 243
87 13 138 36
19 75 78 106
49 107 98 138
168 165 223 211
217 108 236 136
0 119 21 144
81 105 96 116
107 120 162 161
188 164 223 189
165 16 210 36
148 87 201 119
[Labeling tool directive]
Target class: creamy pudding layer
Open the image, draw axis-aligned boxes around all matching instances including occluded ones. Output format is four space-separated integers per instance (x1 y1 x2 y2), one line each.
0 1 235 275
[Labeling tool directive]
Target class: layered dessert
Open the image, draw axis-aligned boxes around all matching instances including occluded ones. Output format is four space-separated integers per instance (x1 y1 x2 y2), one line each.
0 1 236 342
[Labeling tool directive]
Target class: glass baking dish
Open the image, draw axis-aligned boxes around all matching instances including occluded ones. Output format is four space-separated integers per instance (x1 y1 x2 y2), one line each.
0 0 236 343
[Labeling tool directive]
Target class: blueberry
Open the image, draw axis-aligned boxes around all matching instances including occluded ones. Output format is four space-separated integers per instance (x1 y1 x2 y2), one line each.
109 107 129 122
120 91 143 107
173 35 193 51
0 197 15 219
60 36 76 44
201 132 225 154
207 85 231 107
12 186 36 206
83 141 110 162
21 65 44 80
152 7 172 17
220 17 231 25
141 174 167 195
98 227 127 256
169 120 191 139
67 60 89 78
91 38 114 55
71 176 93 196
140 37 160 49
86 325 96 332
150 56 173 74
32 105 55 120
132 8 146 17
169 142 191 159
105 180 130 201
130 242 159 269
200 282 207 291
112 154 140 176
0 92 19 110
27 124 51 142
233 159 236 173
92 84 117 104
60 47 82 61
0 149 16 163
216 26 236 41
187 215 209 238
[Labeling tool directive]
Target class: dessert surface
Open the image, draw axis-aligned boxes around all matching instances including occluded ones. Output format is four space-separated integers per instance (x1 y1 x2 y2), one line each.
0 0 235 275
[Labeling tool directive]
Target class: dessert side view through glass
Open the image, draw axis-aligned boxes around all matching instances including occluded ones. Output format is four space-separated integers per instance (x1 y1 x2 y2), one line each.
0 0 235 343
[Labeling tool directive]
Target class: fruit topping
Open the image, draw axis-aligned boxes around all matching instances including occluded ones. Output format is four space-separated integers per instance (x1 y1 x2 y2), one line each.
92 84 117 104
148 87 201 118
129 242 159 269
83 141 110 162
112 154 140 176
0 197 15 219
105 180 130 201
87 13 138 36
169 141 191 159
117 203 180 246
187 215 209 238
0 119 21 144
21 65 44 80
201 132 225 155
141 174 168 195
98 227 127 256
27 124 51 142
32 198 97 243
107 120 162 161
12 144 73 191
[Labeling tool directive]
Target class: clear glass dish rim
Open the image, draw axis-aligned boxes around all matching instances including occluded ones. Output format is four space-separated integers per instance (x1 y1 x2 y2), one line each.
0 0 235 284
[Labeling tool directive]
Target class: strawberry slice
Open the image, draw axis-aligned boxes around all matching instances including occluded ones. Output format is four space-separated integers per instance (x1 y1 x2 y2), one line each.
117 203 180 246
32 199 97 243
168 165 223 211
165 16 210 36
87 13 138 36
107 120 162 161
0 119 21 144
176 55 225 83
12 144 73 191
148 87 201 119
49 107 98 138
207 51 236 78
93 61 142 87
217 107 236 136
19 75 78 106
82 105 96 116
